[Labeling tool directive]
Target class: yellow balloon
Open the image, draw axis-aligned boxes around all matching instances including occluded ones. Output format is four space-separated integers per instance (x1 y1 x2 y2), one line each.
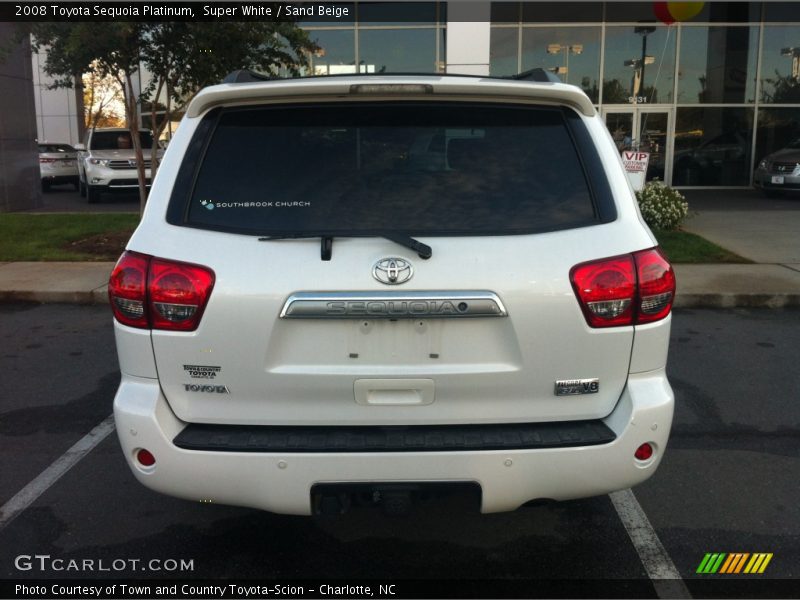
667 2 705 22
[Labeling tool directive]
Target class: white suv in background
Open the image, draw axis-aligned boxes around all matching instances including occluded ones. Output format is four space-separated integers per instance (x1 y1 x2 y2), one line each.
76 128 160 203
109 71 676 516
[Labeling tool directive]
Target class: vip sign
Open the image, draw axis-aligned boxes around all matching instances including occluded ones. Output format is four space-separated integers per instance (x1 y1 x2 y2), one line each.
622 151 650 192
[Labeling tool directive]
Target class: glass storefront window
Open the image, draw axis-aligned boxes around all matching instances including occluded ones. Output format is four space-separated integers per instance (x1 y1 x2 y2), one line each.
678 26 758 104
305 29 357 75
521 27 601 101
358 28 439 73
490 27 520 76
755 108 800 166
603 26 676 104
673 107 754 185
760 25 800 104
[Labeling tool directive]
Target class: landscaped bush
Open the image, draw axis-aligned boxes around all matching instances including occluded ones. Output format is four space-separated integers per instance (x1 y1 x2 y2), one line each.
635 180 689 231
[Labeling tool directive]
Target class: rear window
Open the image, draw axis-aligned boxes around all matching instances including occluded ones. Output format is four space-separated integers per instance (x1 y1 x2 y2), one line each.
177 103 602 236
90 131 153 150
38 144 75 153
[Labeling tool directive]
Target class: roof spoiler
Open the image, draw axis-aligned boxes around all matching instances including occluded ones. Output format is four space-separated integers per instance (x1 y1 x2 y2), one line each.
507 68 562 84
222 70 275 84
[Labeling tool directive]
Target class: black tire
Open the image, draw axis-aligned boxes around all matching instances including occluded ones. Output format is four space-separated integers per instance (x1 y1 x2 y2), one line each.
73 179 80 192
79 180 86 197
41 181 51 193
87 185 101 204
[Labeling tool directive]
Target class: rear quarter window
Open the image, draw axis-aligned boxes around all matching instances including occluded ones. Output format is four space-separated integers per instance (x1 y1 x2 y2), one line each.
169 102 614 235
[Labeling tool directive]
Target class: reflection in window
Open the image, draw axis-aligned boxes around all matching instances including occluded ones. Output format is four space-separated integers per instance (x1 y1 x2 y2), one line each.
305 29 356 75
760 26 800 103
755 108 800 165
673 107 753 186
490 27 519 76
603 26 676 104
678 26 757 104
358 29 439 73
521 27 601 102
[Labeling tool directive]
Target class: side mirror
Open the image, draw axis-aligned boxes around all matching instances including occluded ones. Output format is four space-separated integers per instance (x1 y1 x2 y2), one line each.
74 143 85 151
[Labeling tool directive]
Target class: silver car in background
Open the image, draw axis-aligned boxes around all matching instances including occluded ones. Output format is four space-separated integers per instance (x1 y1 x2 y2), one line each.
38 142 79 192
754 138 800 197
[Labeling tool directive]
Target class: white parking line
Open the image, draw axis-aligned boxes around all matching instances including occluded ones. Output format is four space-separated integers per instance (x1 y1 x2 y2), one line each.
610 489 692 599
0 415 115 531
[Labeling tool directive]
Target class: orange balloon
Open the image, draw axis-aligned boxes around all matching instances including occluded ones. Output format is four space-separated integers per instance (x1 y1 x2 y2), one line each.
653 1 704 24
668 2 705 22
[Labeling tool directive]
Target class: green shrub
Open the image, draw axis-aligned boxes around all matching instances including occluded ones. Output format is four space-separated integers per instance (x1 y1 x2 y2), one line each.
635 180 689 231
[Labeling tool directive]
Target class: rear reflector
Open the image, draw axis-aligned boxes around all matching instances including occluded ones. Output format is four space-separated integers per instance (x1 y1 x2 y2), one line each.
109 251 215 331
570 248 675 328
634 443 654 461
136 448 156 467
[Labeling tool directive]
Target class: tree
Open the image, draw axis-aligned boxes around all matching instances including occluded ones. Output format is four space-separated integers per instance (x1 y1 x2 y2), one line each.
137 22 318 185
26 22 317 214
83 62 125 129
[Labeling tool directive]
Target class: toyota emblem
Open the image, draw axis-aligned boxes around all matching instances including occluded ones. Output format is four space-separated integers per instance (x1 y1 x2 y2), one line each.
373 258 413 285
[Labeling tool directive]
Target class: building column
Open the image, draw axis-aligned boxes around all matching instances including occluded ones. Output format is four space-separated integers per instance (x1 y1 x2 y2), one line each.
446 2 491 76
0 23 42 212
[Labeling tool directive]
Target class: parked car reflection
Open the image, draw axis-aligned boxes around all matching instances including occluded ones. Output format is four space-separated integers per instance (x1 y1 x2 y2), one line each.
753 138 800 197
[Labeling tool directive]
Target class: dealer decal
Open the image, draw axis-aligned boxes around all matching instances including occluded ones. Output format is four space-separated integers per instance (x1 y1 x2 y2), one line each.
183 365 221 379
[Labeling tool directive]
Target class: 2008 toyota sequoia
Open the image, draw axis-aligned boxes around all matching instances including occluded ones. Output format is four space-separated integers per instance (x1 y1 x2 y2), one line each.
109 71 676 515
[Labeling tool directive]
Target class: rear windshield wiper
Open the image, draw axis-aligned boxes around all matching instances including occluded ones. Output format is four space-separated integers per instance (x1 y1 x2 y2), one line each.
258 232 433 261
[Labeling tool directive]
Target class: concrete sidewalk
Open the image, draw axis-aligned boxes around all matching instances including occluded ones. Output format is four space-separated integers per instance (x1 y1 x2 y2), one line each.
1 261 799 308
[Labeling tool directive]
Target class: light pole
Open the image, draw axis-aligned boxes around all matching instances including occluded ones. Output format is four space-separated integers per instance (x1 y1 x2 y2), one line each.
633 26 656 102
781 47 800 81
546 43 583 83
624 55 655 99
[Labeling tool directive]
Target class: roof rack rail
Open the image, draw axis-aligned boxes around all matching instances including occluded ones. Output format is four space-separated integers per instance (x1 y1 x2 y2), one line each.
222 70 276 84
508 68 562 83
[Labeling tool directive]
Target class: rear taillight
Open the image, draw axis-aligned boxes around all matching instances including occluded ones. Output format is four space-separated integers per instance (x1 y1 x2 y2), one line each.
634 248 675 323
108 251 149 328
570 248 675 328
108 251 215 331
148 257 215 331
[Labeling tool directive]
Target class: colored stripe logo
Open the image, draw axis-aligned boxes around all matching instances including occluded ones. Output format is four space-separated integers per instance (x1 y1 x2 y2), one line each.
696 553 773 574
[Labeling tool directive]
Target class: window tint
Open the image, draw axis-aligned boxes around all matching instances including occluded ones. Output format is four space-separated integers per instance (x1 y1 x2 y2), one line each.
38 144 76 153
184 104 598 236
90 131 154 150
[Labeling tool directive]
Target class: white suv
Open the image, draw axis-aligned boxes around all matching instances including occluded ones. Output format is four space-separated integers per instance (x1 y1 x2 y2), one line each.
77 128 159 203
109 72 676 516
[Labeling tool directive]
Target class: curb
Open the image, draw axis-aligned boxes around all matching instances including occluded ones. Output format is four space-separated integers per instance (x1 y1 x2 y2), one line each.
0 287 109 305
673 293 800 309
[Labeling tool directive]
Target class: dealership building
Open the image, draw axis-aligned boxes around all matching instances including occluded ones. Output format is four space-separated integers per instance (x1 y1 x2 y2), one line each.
301 2 800 188
4 2 800 211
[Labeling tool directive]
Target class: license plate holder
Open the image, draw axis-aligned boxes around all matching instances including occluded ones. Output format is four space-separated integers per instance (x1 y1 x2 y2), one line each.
771 175 785 184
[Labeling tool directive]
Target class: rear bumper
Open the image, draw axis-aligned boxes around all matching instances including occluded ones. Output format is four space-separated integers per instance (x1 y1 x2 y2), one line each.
753 169 800 190
113 370 673 515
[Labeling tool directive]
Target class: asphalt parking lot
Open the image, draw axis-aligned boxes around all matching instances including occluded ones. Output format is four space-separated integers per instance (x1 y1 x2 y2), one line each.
0 305 798 598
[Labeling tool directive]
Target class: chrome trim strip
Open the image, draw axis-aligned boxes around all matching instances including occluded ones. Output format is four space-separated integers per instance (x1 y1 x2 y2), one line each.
280 291 508 319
